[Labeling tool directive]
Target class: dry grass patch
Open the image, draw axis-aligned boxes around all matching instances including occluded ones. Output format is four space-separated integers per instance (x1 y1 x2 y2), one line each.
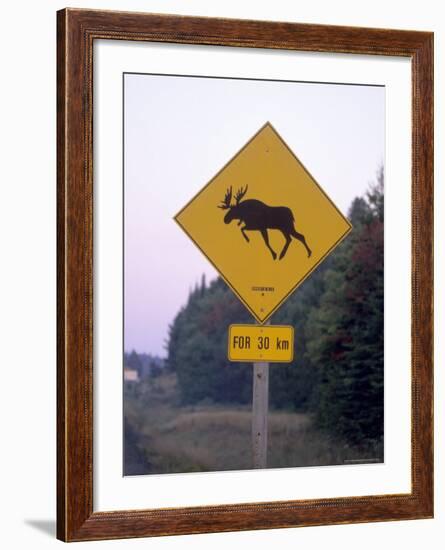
124 373 382 475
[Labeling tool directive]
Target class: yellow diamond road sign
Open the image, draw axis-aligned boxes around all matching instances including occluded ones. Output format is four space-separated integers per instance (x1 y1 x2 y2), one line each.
175 122 352 323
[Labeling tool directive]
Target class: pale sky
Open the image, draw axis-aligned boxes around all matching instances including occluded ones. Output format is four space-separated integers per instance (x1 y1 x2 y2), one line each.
124 73 384 355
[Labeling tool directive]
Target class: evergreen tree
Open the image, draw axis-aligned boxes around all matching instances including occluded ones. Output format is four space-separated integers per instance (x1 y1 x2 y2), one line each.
166 277 252 404
306 175 384 446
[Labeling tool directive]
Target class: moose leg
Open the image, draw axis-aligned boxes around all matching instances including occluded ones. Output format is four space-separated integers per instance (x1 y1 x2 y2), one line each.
240 226 250 243
260 229 277 260
291 228 312 258
279 232 292 260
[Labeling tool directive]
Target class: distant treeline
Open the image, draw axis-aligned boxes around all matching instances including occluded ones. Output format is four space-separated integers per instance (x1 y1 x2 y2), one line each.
165 170 384 448
124 351 165 379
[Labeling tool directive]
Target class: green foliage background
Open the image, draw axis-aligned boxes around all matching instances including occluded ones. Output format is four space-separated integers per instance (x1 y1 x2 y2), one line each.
166 170 384 448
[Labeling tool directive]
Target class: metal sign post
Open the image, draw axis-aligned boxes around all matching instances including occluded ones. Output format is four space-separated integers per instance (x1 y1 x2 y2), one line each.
251 320 270 469
252 359 269 469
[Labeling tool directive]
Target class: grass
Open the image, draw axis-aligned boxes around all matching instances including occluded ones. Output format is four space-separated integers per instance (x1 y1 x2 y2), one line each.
124 373 382 475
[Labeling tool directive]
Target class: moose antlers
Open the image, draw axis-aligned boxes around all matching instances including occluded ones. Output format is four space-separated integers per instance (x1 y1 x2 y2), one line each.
218 186 233 210
217 185 248 209
234 185 248 204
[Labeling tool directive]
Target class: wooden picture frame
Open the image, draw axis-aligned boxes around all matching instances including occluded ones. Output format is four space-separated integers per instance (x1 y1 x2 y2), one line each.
57 8 433 542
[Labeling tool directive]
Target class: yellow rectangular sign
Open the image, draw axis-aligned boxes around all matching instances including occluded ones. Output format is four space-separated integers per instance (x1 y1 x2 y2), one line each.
228 324 294 363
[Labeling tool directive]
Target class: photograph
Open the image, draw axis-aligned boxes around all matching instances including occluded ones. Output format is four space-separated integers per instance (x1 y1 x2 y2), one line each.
123 72 385 476
1 1 439 548
53 7 434 542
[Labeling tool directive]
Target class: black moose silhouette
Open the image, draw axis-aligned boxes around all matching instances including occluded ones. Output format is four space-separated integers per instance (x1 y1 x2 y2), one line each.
218 186 312 260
